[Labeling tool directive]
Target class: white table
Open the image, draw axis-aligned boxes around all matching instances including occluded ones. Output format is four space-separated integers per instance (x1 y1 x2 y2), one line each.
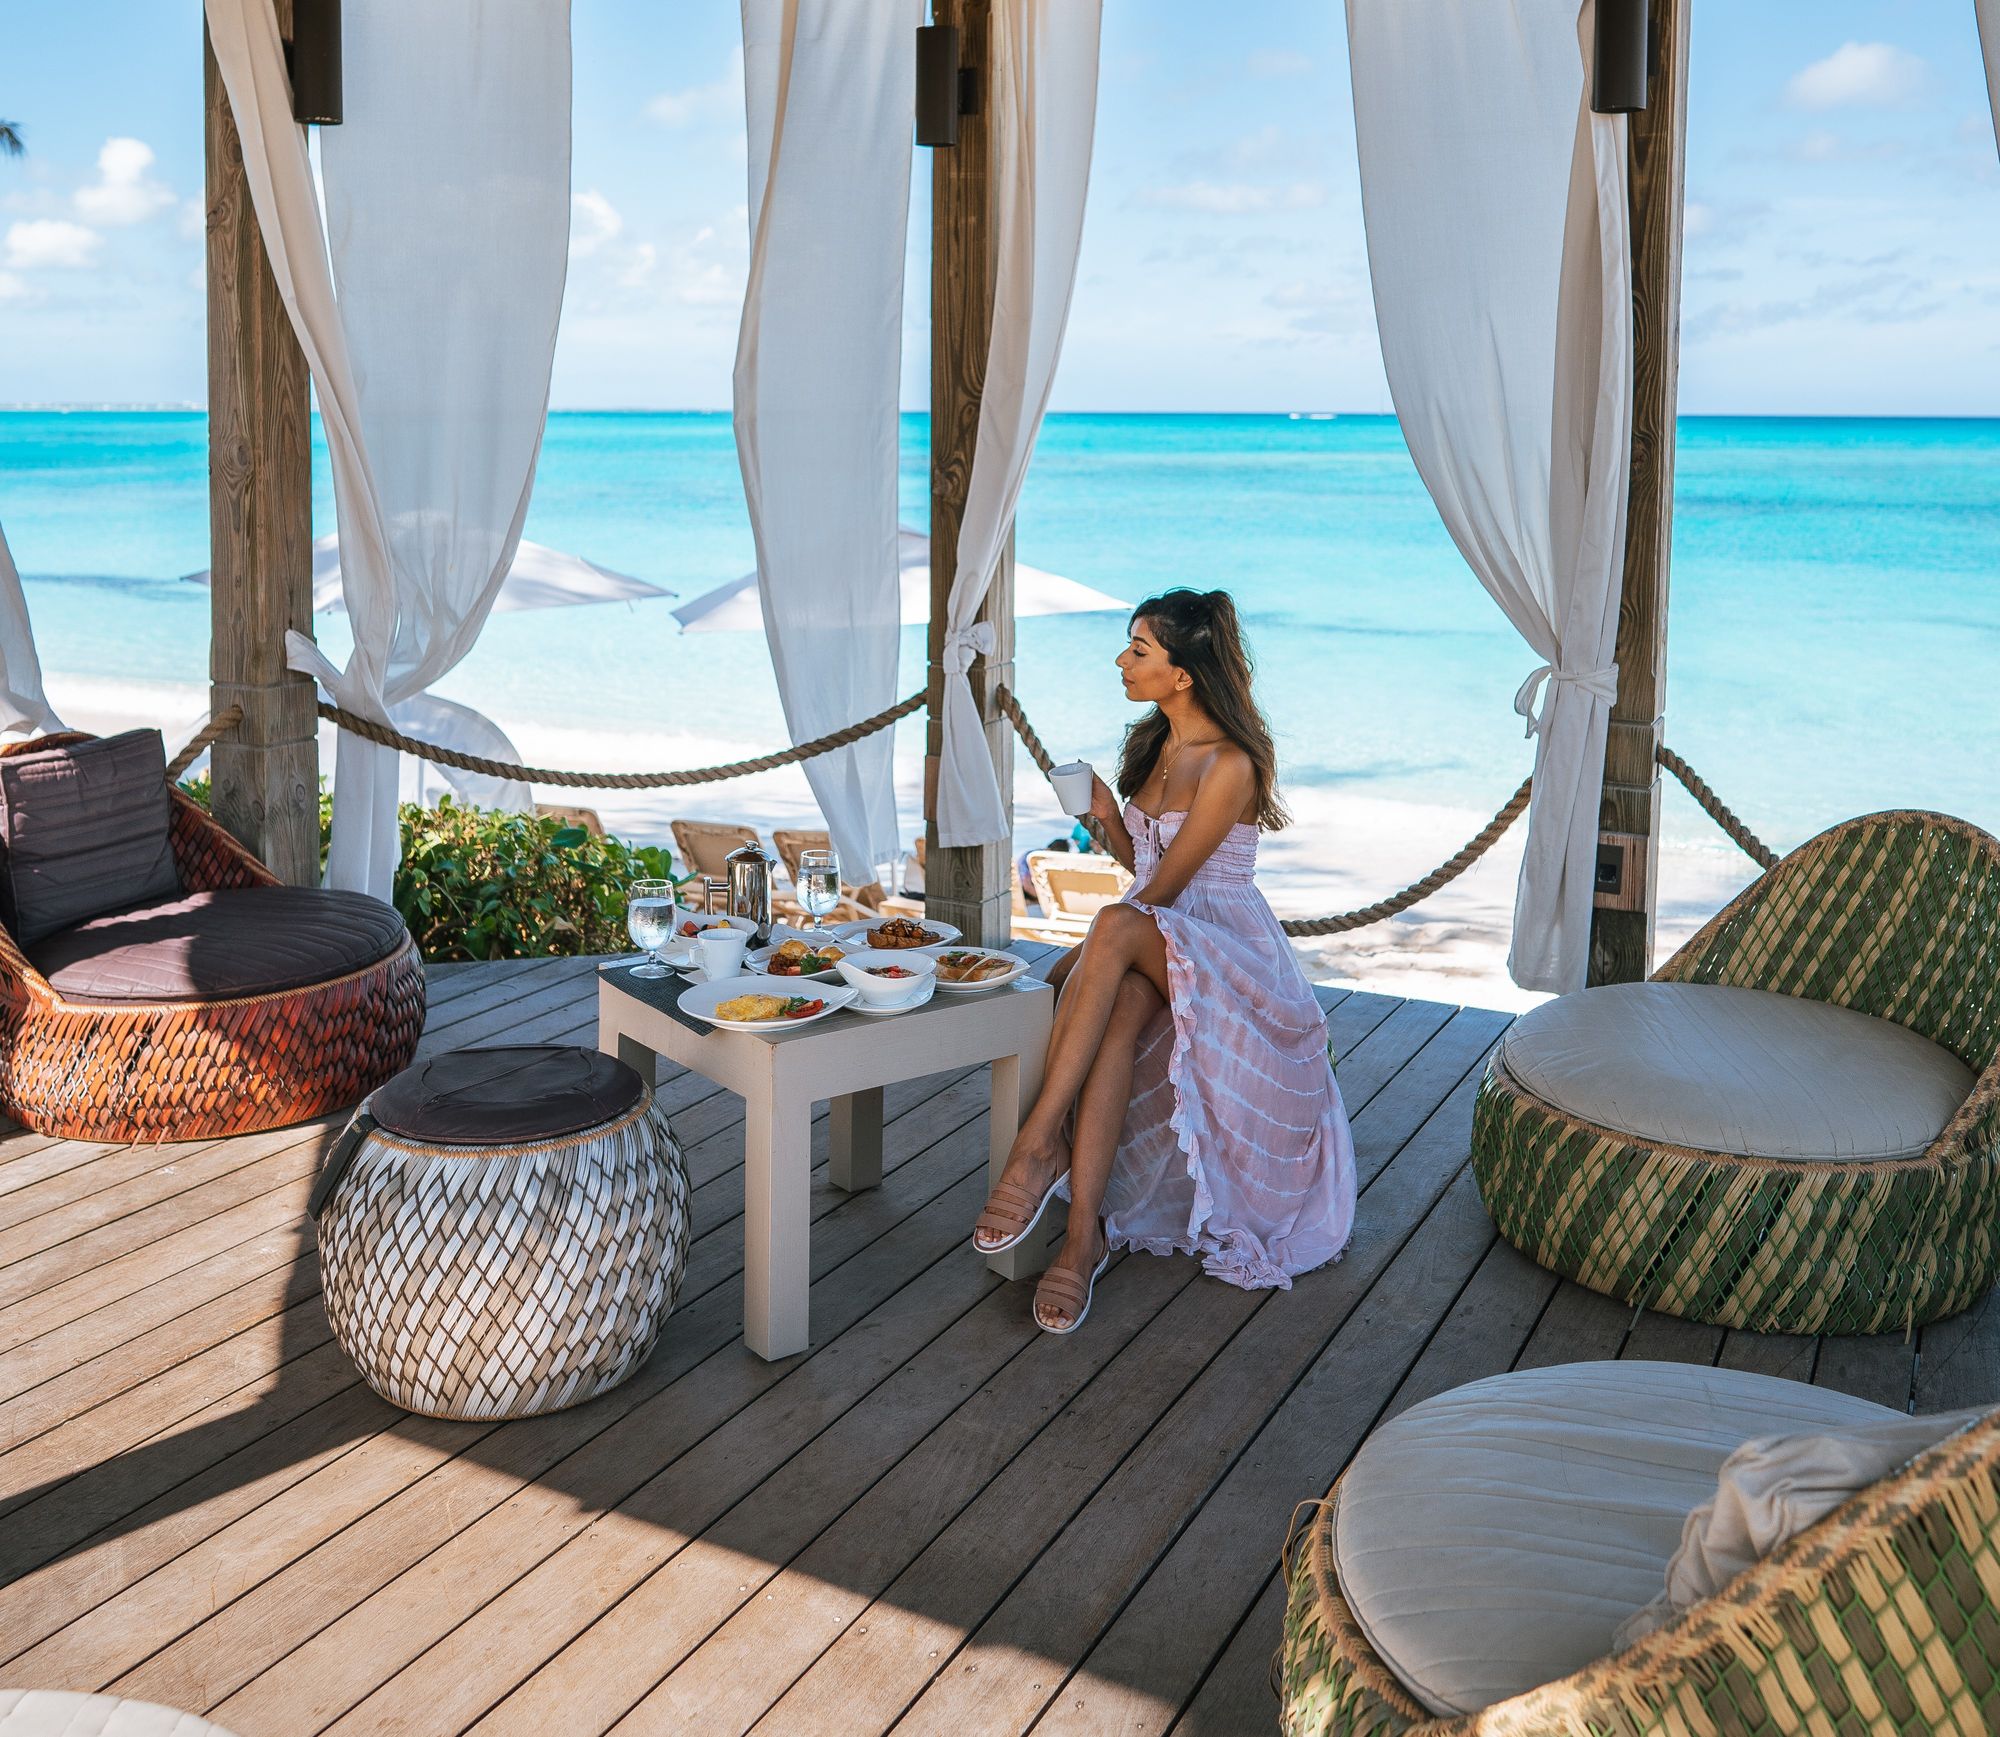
598 963 1056 1360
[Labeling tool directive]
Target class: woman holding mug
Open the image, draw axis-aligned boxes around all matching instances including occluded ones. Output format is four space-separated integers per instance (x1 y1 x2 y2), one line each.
974 589 1356 1333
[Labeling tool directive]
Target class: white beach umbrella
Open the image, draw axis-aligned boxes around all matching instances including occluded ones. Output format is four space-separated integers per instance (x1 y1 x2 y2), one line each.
671 526 1128 633
184 533 673 614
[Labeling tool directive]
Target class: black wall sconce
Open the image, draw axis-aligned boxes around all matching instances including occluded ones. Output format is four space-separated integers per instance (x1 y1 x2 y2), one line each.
288 0 343 126
916 22 978 146
1591 0 1650 114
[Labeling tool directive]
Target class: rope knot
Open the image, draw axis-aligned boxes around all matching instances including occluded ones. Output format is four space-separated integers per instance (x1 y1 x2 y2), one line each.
942 622 995 678
1512 661 1619 738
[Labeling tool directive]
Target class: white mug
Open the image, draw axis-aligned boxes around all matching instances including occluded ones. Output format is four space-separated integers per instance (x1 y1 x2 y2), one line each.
696 925 750 982
1049 759 1095 817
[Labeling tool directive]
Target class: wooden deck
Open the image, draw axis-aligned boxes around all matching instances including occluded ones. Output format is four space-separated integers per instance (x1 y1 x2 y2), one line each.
1 951 1995 1735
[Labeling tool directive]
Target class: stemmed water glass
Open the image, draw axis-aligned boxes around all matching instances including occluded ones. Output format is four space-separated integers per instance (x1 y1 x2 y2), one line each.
626 878 677 979
798 847 841 935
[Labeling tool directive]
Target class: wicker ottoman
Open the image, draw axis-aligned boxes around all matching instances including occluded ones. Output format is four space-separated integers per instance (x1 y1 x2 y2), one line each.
312 1045 690 1420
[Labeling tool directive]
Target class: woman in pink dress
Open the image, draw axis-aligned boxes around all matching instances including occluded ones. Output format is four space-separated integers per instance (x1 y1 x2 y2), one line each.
973 589 1356 1333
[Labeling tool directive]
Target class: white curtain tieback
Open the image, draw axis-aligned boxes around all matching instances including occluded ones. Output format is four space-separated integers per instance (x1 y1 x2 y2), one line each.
1512 661 1618 738
942 621 996 677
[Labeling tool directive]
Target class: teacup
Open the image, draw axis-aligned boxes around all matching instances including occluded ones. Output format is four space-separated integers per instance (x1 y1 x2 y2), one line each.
696 925 751 982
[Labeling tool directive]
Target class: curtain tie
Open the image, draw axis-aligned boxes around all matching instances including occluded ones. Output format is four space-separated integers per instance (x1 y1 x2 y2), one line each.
942 621 996 678
1512 661 1618 738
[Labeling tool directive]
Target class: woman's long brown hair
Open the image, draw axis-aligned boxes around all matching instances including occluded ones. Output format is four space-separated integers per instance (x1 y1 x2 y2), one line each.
1116 589 1289 831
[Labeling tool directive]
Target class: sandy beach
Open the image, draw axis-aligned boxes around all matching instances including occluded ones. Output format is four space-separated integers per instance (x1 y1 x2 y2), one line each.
49 669 1759 1014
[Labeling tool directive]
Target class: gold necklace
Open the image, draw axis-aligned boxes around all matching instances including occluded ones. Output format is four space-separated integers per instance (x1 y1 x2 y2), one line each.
1152 729 1221 800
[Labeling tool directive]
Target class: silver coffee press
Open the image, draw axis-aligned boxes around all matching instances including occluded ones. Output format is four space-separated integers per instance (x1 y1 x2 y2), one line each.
723 839 777 944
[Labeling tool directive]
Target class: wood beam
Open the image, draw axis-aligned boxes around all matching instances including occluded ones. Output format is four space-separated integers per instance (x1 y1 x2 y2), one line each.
925 0 1016 946
204 2 320 885
1588 0 1690 986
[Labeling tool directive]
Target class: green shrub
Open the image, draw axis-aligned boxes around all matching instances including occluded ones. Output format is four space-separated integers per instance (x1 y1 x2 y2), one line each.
180 778 682 963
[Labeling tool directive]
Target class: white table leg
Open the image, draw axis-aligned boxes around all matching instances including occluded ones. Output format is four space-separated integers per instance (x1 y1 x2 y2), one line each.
743 1086 813 1359
985 1048 1060 1282
829 1086 884 1193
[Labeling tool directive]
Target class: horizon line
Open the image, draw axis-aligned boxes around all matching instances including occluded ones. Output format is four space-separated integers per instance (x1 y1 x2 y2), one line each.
7 404 2000 421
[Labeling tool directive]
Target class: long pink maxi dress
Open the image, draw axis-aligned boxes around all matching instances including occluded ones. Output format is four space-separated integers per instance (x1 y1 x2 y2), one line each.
1058 803 1357 1290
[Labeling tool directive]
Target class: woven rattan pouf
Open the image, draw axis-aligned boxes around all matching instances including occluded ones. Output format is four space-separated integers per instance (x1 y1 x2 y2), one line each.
312 1045 690 1421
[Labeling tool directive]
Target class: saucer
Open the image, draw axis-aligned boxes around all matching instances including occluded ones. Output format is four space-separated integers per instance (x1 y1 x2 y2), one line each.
848 975 938 1017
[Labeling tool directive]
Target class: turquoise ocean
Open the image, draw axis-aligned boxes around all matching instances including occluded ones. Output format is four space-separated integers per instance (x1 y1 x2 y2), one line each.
2 409 1996 855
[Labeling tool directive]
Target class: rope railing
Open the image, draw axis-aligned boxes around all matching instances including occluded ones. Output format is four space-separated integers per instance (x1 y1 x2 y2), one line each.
176 683 1781 935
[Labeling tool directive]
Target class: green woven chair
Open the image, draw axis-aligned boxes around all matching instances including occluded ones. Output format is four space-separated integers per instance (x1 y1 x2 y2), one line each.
1279 1401 2000 1737
1472 810 2000 1335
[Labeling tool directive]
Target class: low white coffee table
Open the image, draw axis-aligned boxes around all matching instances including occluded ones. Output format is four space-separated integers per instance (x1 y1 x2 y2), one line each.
598 962 1055 1359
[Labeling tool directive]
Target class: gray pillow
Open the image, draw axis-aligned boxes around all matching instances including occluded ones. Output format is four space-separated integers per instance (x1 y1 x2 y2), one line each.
0 730 182 946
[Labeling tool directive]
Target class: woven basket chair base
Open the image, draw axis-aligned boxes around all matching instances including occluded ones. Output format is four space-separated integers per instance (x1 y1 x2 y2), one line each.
1470 810 2000 1337
1279 1411 2000 1737
319 1094 691 1421
0 745 426 1144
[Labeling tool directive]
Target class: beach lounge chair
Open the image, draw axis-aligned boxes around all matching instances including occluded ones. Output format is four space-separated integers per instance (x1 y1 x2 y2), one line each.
1472 810 2000 1335
1027 849 1134 941
771 827 884 922
878 838 1087 947
669 818 760 881
1278 1360 2000 1736
0 730 423 1143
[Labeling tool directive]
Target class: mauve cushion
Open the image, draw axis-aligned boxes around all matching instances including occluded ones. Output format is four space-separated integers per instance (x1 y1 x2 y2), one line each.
0 730 180 946
369 1046 645 1146
29 887 409 1004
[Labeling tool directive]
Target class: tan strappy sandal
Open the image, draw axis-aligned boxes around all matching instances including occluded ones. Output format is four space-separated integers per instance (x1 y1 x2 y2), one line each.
972 1172 1066 1255
1033 1230 1110 1336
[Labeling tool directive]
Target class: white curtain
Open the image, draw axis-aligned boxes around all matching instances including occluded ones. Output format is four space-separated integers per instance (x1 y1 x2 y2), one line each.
733 0 918 878
934 0 1102 848
0 524 62 736
1346 0 1632 993
205 0 569 898
1981 0 2000 155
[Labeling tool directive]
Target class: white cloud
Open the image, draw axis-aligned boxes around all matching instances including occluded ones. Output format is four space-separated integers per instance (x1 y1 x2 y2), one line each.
648 49 743 128
178 196 206 240
1784 43 1924 110
1142 179 1326 215
1247 49 1312 79
0 270 31 301
618 241 658 289
74 136 174 226
570 189 624 258
5 218 100 269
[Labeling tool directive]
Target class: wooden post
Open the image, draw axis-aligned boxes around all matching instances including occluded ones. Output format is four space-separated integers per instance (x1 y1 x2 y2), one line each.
204 2 320 885
925 0 1016 946
1588 0 1690 987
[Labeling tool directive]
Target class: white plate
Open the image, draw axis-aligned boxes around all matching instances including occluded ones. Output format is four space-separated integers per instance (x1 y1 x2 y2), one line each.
831 916 962 950
677 973 857 1032
922 944 1032 993
747 942 849 983
849 975 937 1017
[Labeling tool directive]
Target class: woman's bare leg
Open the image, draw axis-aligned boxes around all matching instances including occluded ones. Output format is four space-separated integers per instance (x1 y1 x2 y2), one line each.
977 905 1170 1251
1036 969 1162 1330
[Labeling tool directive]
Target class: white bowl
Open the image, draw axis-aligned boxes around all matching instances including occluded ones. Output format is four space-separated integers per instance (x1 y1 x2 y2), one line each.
835 947 940 1006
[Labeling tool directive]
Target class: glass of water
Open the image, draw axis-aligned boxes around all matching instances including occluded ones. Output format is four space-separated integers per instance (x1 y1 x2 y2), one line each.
627 879 677 979
798 848 841 933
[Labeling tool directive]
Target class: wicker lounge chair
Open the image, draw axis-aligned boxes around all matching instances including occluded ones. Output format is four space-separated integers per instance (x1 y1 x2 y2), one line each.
0 732 424 1143
1279 1361 2000 1737
1472 810 2000 1335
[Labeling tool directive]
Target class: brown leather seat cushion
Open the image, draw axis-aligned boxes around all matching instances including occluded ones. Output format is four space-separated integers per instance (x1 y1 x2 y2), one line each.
369 1046 645 1146
29 887 409 1005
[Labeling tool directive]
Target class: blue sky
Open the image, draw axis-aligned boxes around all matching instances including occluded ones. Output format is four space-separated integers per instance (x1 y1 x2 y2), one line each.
3 1 1997 412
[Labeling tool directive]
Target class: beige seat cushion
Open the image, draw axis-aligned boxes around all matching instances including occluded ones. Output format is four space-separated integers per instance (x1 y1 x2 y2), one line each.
1499 981 1974 1162
1333 1361 1898 1718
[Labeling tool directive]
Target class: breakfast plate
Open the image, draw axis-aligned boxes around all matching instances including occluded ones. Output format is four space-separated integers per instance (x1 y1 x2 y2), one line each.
677 974 857 1032
831 915 962 950
923 945 1032 994
747 937 849 983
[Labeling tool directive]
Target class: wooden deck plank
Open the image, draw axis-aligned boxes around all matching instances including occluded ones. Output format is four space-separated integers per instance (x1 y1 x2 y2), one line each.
1916 1292 2000 1412
2 1056 990 1679
756 1005 1494 1735
1815 1334 1916 1412
1514 1280 1631 1369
